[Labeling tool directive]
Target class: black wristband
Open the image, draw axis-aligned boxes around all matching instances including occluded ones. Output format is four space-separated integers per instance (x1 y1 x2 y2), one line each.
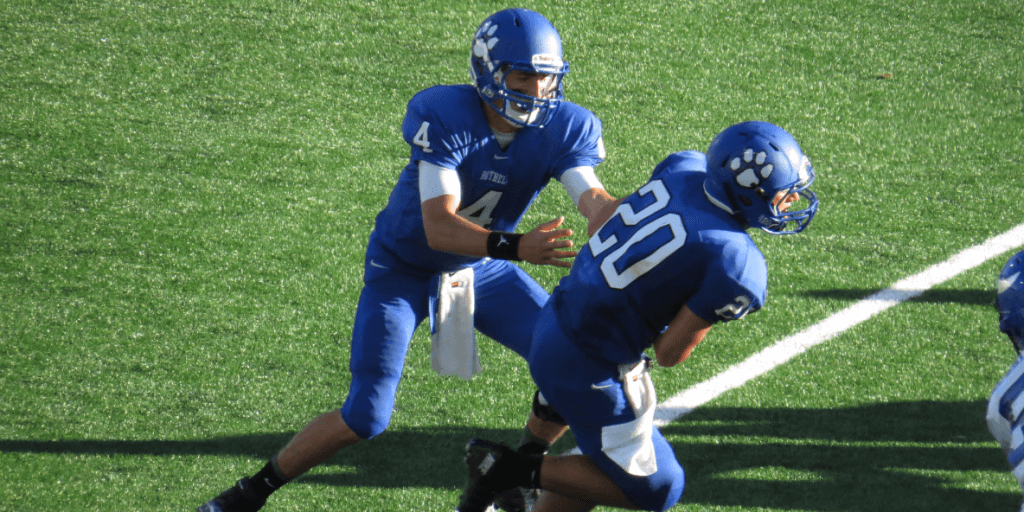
486 231 522 261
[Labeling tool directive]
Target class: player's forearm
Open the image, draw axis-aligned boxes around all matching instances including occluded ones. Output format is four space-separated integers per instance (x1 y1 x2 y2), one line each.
577 188 616 222
652 305 713 367
421 195 491 257
423 215 491 257
580 193 623 237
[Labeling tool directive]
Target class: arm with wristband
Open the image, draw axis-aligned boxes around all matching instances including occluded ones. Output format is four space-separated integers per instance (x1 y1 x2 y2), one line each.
485 231 522 261
420 161 577 267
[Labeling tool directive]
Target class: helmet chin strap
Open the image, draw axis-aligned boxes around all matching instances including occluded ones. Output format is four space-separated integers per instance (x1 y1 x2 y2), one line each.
702 182 736 215
703 181 750 229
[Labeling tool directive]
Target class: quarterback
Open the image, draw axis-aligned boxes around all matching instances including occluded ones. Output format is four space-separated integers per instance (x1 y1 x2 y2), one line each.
456 121 819 512
196 8 615 512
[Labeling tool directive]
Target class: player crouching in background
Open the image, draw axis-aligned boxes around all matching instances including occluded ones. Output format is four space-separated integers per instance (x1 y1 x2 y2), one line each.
988 249 1024 512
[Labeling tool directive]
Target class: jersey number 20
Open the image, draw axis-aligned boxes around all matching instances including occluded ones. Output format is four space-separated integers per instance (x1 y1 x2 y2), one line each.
589 180 687 289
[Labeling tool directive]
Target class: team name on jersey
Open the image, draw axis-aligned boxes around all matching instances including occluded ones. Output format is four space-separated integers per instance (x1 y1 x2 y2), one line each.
480 170 508 185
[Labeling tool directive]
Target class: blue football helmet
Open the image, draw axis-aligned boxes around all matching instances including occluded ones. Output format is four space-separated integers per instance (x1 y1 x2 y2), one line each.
703 121 819 234
469 9 569 128
996 250 1024 354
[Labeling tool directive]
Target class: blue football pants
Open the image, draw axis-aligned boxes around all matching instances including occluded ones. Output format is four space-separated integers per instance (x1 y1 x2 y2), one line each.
340 251 548 440
529 304 685 512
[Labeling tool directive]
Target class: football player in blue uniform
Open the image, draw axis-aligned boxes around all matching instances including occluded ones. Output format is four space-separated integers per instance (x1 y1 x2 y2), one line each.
196 9 615 512
455 121 819 512
987 250 1024 512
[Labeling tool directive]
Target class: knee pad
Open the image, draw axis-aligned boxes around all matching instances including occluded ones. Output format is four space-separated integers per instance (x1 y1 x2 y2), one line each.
532 390 567 426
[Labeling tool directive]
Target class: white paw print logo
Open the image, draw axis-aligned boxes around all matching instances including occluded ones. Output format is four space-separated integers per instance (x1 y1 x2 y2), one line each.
473 21 500 73
731 148 773 188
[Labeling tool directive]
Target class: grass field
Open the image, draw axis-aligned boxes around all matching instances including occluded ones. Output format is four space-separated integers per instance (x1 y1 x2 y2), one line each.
2 0 1023 510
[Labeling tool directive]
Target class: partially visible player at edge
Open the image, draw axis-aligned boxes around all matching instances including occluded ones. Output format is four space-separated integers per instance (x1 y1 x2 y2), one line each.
196 8 615 512
455 121 820 512
987 249 1024 512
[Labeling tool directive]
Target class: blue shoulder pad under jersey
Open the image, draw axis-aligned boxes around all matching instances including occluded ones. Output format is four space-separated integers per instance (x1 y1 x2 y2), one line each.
373 85 606 273
401 85 604 181
401 85 490 171
550 155 766 364
650 150 706 179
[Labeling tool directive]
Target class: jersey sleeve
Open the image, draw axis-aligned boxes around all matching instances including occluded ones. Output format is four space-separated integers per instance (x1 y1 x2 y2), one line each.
551 106 606 180
686 240 768 324
401 87 468 171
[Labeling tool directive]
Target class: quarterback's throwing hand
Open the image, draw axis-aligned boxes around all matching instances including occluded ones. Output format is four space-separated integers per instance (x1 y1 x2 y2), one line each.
519 217 577 268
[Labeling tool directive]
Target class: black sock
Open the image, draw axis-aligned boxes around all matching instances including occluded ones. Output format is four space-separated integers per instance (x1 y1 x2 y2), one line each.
517 440 549 456
516 428 552 456
517 451 544 489
249 457 290 499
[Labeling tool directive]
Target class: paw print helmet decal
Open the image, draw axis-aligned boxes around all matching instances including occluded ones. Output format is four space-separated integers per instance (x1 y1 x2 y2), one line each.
469 9 569 128
997 250 1024 354
703 121 819 234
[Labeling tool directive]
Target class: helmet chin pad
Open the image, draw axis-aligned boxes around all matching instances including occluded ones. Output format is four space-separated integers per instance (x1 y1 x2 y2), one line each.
758 183 818 235
501 99 542 126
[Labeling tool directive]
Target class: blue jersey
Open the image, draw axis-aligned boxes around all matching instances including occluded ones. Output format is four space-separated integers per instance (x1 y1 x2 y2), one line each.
987 354 1024 495
370 84 605 273
550 150 768 364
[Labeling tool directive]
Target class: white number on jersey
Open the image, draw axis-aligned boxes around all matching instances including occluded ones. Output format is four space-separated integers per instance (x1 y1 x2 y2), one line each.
458 190 502 229
714 295 753 320
589 180 688 289
413 121 433 153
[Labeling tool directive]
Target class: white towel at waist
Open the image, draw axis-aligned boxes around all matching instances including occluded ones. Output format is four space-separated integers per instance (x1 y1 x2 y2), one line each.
430 268 482 381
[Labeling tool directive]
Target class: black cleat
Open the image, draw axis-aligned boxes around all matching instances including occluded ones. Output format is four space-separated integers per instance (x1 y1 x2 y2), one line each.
493 486 541 512
457 439 517 512
196 478 267 512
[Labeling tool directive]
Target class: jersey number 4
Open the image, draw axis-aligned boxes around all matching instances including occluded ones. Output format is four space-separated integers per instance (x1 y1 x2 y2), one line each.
412 121 433 153
458 191 502 229
589 180 687 289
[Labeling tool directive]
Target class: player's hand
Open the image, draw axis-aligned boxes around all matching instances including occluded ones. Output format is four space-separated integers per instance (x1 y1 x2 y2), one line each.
518 217 577 268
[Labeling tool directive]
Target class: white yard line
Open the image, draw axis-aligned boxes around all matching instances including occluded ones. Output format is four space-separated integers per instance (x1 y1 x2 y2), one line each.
652 223 1024 426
